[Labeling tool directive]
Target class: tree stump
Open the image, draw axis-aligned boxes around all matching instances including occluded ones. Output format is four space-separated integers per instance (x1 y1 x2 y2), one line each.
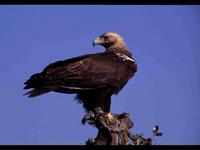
82 107 162 145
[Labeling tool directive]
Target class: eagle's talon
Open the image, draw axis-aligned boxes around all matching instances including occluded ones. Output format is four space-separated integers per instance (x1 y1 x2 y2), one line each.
81 117 87 125
105 112 114 123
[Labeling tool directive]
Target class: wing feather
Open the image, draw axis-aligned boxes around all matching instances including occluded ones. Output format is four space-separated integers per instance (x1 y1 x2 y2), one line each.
41 53 123 91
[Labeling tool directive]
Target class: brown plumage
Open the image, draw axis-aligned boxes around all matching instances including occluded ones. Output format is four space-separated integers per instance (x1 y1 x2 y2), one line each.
24 32 137 113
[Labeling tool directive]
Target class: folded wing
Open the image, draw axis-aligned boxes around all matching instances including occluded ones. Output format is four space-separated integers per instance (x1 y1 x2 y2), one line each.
24 53 123 97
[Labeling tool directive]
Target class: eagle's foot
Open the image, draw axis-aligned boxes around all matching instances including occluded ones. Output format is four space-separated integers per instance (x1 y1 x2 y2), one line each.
81 111 95 125
105 112 115 123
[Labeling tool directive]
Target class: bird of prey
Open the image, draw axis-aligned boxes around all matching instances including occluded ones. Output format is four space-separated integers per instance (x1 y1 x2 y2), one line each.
24 32 137 120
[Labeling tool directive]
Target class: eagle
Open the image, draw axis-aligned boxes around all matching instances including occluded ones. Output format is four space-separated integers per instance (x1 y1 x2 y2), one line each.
24 32 137 119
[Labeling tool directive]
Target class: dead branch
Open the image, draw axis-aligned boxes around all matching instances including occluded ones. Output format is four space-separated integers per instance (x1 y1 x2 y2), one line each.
82 107 162 145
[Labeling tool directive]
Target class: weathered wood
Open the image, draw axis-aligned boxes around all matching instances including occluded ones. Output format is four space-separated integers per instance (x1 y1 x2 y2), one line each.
82 107 162 145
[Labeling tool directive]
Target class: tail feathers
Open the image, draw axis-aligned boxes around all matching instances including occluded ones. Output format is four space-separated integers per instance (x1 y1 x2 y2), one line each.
24 87 52 97
24 73 45 89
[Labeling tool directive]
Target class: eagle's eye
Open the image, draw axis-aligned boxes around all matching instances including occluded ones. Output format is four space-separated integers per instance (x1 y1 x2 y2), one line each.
102 35 108 40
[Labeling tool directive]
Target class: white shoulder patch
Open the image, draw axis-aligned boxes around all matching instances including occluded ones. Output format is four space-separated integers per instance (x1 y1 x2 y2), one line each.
115 53 135 63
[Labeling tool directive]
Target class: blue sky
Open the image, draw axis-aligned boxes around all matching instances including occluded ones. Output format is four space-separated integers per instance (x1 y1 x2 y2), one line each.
0 5 200 145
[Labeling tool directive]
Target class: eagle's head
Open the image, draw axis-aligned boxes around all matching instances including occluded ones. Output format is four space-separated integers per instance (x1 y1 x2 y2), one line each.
93 32 126 49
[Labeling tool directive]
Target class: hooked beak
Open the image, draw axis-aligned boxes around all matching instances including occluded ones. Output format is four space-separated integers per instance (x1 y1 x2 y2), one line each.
92 37 104 47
